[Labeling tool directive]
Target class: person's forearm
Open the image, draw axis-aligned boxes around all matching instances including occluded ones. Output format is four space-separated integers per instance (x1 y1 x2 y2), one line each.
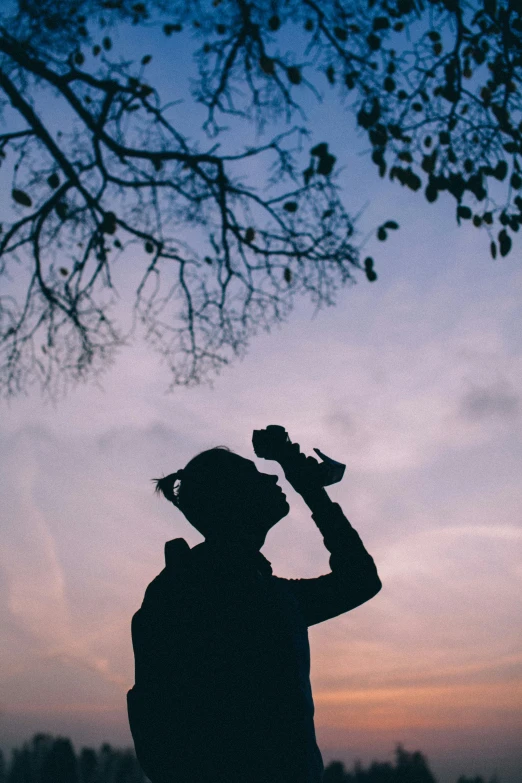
299 485 333 515
300 486 381 591
300 486 356 540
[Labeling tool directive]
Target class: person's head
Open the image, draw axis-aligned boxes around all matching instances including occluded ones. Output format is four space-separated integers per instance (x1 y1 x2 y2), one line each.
153 446 289 549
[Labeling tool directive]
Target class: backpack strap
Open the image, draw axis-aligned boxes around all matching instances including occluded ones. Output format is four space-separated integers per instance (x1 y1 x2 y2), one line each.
164 537 191 569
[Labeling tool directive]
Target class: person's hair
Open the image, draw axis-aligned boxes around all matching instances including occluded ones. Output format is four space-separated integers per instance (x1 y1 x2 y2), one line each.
152 446 236 536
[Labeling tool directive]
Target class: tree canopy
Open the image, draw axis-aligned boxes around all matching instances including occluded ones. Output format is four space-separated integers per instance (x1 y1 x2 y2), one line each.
0 0 520 398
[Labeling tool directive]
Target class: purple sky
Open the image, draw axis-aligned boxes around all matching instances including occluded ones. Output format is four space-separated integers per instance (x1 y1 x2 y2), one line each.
1 11 521 783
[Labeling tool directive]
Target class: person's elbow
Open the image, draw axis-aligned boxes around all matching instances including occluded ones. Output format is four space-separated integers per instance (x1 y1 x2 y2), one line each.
368 572 382 598
344 566 382 610
361 566 382 601
342 571 381 615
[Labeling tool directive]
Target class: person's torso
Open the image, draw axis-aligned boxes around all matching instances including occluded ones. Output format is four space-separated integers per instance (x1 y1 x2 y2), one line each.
135 543 324 782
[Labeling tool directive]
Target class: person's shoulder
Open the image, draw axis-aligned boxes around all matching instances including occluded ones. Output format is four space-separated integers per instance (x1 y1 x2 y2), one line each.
141 538 192 603
138 569 169 616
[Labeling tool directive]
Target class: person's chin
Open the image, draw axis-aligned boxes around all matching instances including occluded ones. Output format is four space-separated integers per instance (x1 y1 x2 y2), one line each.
264 495 289 526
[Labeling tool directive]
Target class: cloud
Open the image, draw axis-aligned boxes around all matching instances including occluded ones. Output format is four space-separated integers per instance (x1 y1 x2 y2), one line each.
459 381 520 421
0 427 139 697
0 429 68 648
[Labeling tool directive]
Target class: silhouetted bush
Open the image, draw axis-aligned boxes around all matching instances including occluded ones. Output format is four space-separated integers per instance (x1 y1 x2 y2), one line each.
456 777 500 783
1 734 502 783
3 736 147 783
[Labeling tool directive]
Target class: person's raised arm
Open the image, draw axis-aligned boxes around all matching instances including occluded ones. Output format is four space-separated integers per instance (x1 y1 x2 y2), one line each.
288 483 381 626
253 426 381 627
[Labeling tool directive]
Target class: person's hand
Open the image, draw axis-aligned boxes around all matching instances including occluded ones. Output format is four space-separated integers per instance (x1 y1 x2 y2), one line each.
279 442 324 497
252 426 324 496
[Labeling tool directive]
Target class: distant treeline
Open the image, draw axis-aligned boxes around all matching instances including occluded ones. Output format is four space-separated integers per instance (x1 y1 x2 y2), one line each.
0 734 499 783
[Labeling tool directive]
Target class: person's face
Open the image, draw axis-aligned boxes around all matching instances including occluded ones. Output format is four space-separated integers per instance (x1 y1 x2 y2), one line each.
214 455 290 546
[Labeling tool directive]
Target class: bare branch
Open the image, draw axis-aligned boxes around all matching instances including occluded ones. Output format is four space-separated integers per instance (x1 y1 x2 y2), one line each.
0 0 520 399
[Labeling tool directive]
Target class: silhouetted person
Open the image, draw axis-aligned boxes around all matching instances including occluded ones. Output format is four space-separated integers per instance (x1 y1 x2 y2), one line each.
127 428 381 783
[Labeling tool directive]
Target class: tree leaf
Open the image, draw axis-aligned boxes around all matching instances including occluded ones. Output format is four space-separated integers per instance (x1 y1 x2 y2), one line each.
283 201 298 212
287 66 301 85
47 172 60 189
260 56 275 75
101 211 117 234
425 183 438 203
373 16 390 31
284 267 292 283
303 166 314 185
405 170 421 191
498 229 512 257
311 142 328 157
56 201 68 220
494 160 507 181
367 33 381 51
163 23 182 35
317 154 336 176
12 189 32 207
364 257 377 282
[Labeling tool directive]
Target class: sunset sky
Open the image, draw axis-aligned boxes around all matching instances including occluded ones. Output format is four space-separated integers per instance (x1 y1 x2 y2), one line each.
1 9 521 783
